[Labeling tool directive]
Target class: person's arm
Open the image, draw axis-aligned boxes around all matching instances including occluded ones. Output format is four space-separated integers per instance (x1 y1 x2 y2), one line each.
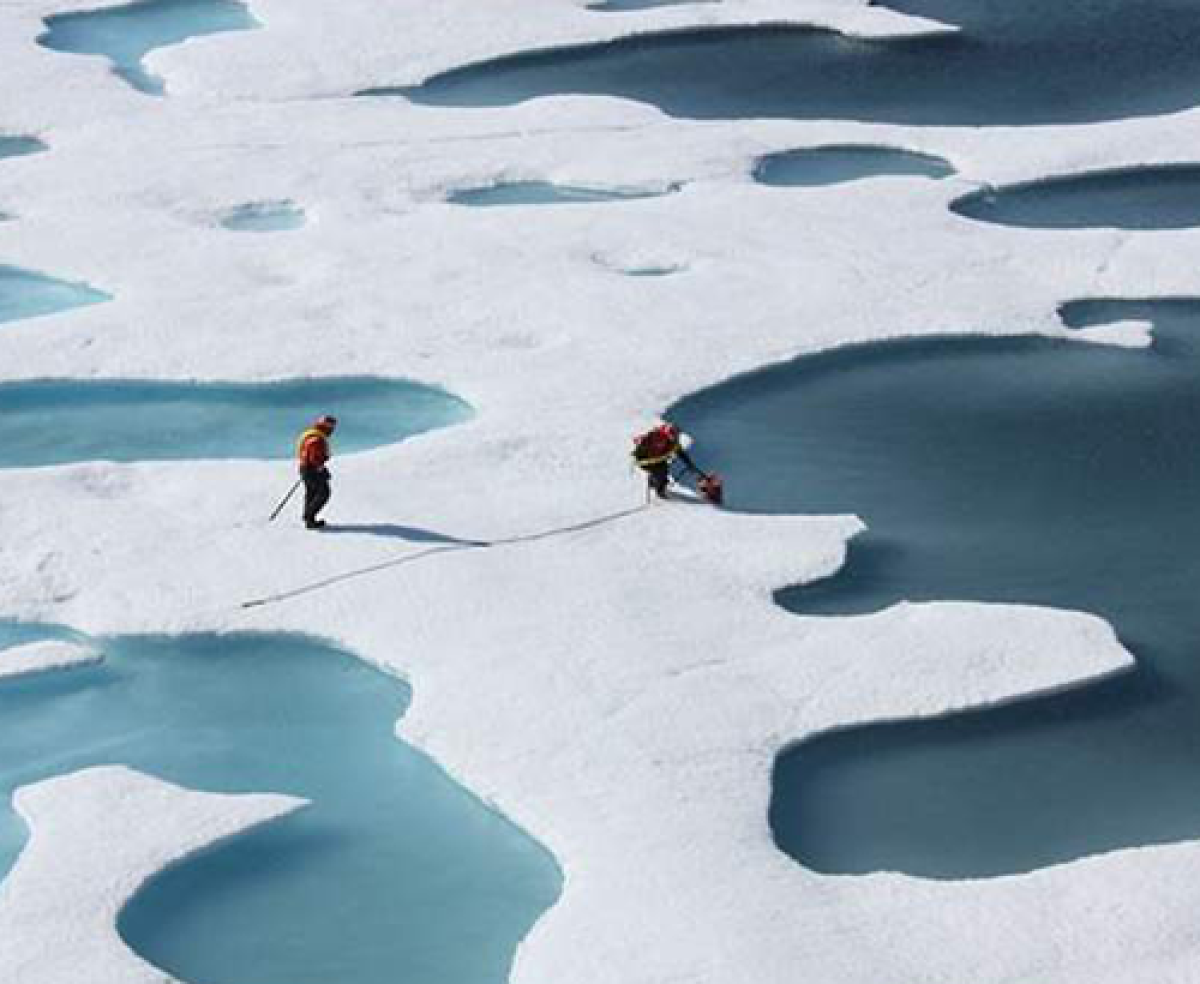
675 445 700 474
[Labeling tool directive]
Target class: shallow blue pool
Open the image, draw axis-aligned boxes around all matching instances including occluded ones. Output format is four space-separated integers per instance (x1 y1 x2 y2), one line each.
673 301 1200 878
38 0 258 95
620 264 681 276
0 624 560 984
953 166 1200 230
449 181 666 206
387 0 1200 126
755 146 953 187
1 377 470 468
221 201 306 232
0 266 110 326
588 0 718 11
0 137 46 162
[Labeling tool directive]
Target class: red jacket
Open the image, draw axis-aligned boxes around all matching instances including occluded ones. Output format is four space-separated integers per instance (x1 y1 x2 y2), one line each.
632 425 695 471
297 427 331 471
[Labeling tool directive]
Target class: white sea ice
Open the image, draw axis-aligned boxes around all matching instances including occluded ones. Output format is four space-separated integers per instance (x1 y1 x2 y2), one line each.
0 640 102 680
4 0 1200 982
1071 318 1156 349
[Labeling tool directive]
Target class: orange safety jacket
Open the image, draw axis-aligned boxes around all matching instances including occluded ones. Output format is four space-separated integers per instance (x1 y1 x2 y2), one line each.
297 428 331 471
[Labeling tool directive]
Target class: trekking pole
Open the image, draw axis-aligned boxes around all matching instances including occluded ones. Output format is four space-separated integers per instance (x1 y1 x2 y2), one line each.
269 478 303 522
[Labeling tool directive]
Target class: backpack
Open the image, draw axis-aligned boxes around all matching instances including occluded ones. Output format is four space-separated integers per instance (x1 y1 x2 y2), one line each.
633 427 675 464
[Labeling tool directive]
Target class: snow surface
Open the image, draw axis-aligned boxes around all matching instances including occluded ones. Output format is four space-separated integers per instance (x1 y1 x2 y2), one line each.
0 640 101 680
3 0 1200 981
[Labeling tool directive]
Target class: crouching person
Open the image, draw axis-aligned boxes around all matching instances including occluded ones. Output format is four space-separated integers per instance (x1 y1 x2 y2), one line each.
632 421 698 500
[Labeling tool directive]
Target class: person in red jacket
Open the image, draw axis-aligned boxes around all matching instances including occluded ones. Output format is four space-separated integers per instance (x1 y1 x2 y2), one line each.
631 421 724 504
296 415 337 529
632 421 699 500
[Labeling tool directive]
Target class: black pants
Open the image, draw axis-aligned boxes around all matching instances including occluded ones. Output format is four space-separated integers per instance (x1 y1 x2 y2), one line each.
301 467 331 523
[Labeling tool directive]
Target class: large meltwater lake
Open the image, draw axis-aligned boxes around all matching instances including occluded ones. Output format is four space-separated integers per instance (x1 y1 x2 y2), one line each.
675 301 1200 878
391 0 1200 126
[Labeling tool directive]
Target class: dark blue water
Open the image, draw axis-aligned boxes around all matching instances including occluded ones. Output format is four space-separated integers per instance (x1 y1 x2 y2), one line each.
382 0 1200 126
38 0 258 95
755 146 953 187
673 301 1200 878
953 166 1200 230
0 266 110 325
449 181 667 206
0 623 559 984
1 377 470 468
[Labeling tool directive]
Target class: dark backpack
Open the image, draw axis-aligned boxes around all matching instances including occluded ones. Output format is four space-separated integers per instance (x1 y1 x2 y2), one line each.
633 428 674 463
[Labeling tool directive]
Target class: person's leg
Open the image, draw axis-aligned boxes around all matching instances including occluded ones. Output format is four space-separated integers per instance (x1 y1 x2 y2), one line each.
649 462 670 499
312 471 331 520
301 470 318 523
302 469 331 527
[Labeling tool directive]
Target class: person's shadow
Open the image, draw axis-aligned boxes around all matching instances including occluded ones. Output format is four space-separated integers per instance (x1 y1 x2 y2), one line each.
323 523 488 547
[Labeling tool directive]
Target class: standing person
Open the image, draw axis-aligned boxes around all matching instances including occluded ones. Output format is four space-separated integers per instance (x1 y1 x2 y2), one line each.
296 415 337 529
632 421 702 500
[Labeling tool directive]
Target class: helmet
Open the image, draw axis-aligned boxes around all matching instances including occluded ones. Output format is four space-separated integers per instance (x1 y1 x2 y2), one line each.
659 421 680 439
316 414 338 431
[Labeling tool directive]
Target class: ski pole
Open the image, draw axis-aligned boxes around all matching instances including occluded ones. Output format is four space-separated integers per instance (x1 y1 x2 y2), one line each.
269 478 303 522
